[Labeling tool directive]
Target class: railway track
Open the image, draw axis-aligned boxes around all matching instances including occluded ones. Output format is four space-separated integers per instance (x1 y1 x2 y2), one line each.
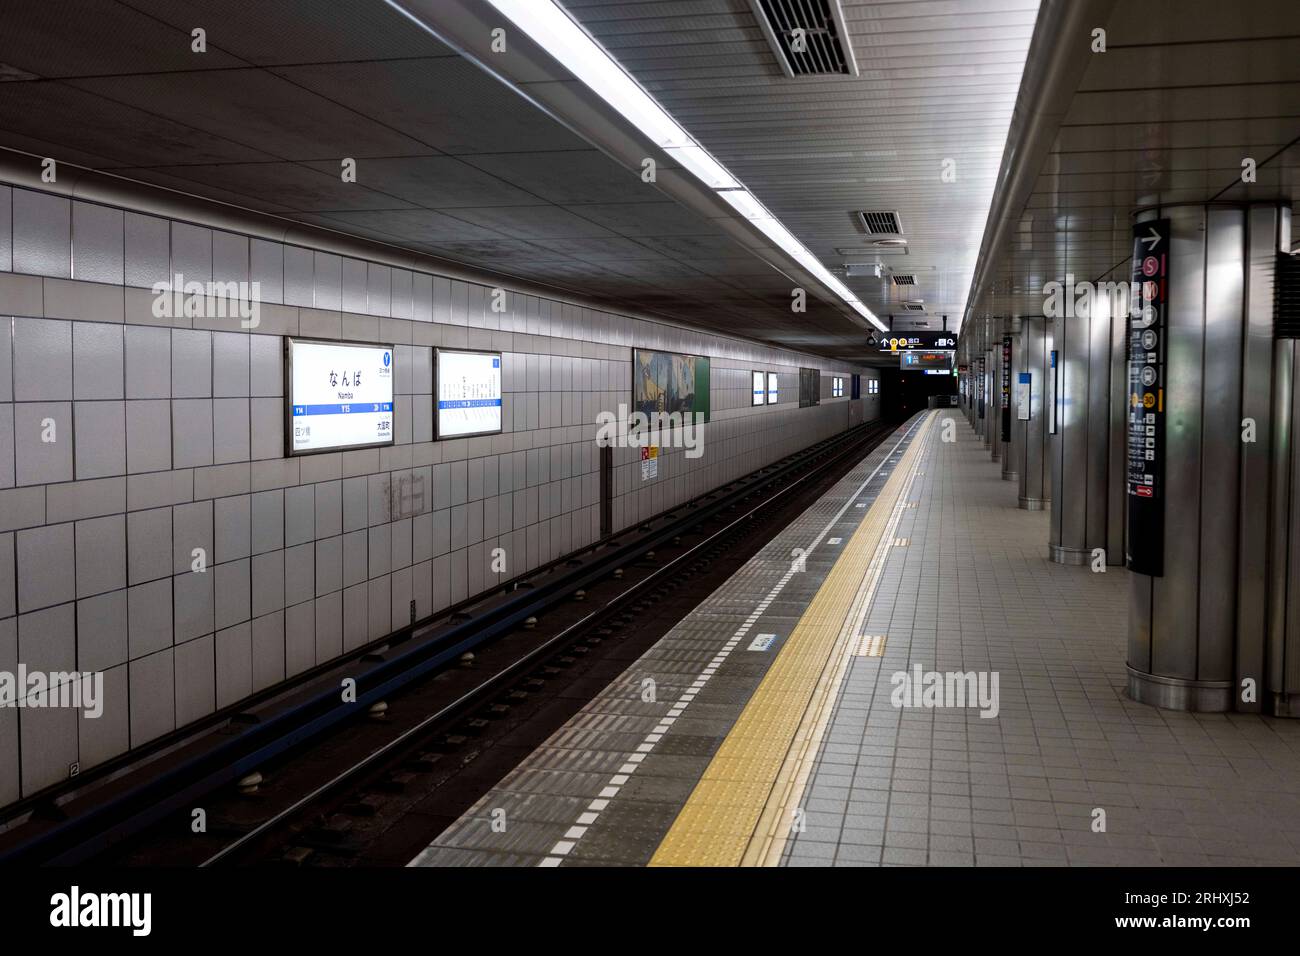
0 420 899 867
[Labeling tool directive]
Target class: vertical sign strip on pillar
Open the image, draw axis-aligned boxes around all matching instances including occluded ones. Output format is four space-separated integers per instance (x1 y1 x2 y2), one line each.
1047 350 1058 434
1000 334 1012 442
1125 218 1171 576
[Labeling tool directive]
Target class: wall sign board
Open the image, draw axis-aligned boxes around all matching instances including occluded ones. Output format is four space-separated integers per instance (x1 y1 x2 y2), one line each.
286 337 395 456
1000 335 1012 442
1125 218 1171 577
752 370 765 406
1016 372 1031 421
877 332 959 351
640 444 659 481
767 371 778 404
436 348 503 439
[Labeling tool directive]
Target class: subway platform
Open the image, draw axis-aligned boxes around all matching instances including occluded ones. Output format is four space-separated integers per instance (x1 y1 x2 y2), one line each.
411 411 1300 867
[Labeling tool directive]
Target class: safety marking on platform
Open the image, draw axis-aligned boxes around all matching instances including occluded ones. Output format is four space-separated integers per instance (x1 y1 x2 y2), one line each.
649 412 935 867
535 414 930 867
894 537 909 546
855 634 887 657
747 634 777 651
828 537 842 545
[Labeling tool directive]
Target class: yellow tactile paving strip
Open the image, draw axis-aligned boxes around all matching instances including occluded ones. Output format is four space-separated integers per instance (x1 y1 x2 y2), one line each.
650 412 936 867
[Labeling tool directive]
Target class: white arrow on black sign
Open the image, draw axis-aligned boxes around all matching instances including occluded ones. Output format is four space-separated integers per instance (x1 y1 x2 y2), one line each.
1139 226 1162 250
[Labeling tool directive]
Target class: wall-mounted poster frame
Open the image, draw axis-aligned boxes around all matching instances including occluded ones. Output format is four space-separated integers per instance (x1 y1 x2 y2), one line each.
1016 372 1031 421
851 374 861 400
632 348 711 426
798 367 820 407
435 347 504 440
766 371 778 404
751 370 765 406
285 336 396 457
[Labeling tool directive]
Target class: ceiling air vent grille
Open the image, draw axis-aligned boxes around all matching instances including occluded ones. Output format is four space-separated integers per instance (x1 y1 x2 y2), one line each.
750 0 859 78
902 303 926 312
858 211 902 235
892 275 916 286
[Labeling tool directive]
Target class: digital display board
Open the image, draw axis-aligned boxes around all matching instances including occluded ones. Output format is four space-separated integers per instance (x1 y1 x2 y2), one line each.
900 350 954 371
767 371 778 404
437 349 503 439
752 371 765 406
286 337 394 456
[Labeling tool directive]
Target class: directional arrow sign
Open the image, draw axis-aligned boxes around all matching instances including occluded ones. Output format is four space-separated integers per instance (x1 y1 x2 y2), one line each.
1139 226 1163 250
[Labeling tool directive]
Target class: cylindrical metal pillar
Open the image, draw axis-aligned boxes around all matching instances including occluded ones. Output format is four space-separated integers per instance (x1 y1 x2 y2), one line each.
989 335 1001 461
1127 201 1291 713
1017 316 1052 510
1049 289 1123 565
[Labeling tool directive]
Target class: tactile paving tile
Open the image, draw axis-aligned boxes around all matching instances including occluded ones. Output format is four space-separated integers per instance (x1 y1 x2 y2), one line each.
653 418 933 865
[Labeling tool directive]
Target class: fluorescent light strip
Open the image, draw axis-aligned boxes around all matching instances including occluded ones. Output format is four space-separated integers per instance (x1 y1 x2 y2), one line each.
482 0 887 333
664 145 739 190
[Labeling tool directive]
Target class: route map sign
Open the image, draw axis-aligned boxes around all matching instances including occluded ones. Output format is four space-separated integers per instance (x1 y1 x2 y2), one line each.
1125 218 1171 576
437 349 503 439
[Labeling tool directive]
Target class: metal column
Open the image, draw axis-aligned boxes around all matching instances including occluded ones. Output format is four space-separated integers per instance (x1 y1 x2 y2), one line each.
989 334 1001 461
1049 289 1122 565
1017 316 1052 510
1127 201 1291 713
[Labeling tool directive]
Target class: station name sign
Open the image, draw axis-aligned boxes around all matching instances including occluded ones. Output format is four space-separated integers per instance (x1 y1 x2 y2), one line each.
1125 218 1170 576
287 337 394 455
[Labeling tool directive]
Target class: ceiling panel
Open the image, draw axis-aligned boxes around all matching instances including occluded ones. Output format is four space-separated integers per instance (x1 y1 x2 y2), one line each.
0 0 1076 363
969 0 1300 329
563 0 1042 334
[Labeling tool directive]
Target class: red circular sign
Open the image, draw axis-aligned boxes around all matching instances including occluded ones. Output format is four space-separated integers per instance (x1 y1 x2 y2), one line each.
1142 256 1159 277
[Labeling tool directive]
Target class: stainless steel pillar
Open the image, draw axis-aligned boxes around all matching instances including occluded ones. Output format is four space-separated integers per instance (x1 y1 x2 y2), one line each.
983 345 995 451
1049 288 1124 565
1017 316 1052 510
989 336 1001 461
1128 201 1291 713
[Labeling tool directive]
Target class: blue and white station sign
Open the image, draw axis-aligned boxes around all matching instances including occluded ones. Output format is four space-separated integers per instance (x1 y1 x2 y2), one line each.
287 337 395 454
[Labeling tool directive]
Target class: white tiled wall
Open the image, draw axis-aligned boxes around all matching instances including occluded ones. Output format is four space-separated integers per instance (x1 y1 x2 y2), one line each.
0 183 881 805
